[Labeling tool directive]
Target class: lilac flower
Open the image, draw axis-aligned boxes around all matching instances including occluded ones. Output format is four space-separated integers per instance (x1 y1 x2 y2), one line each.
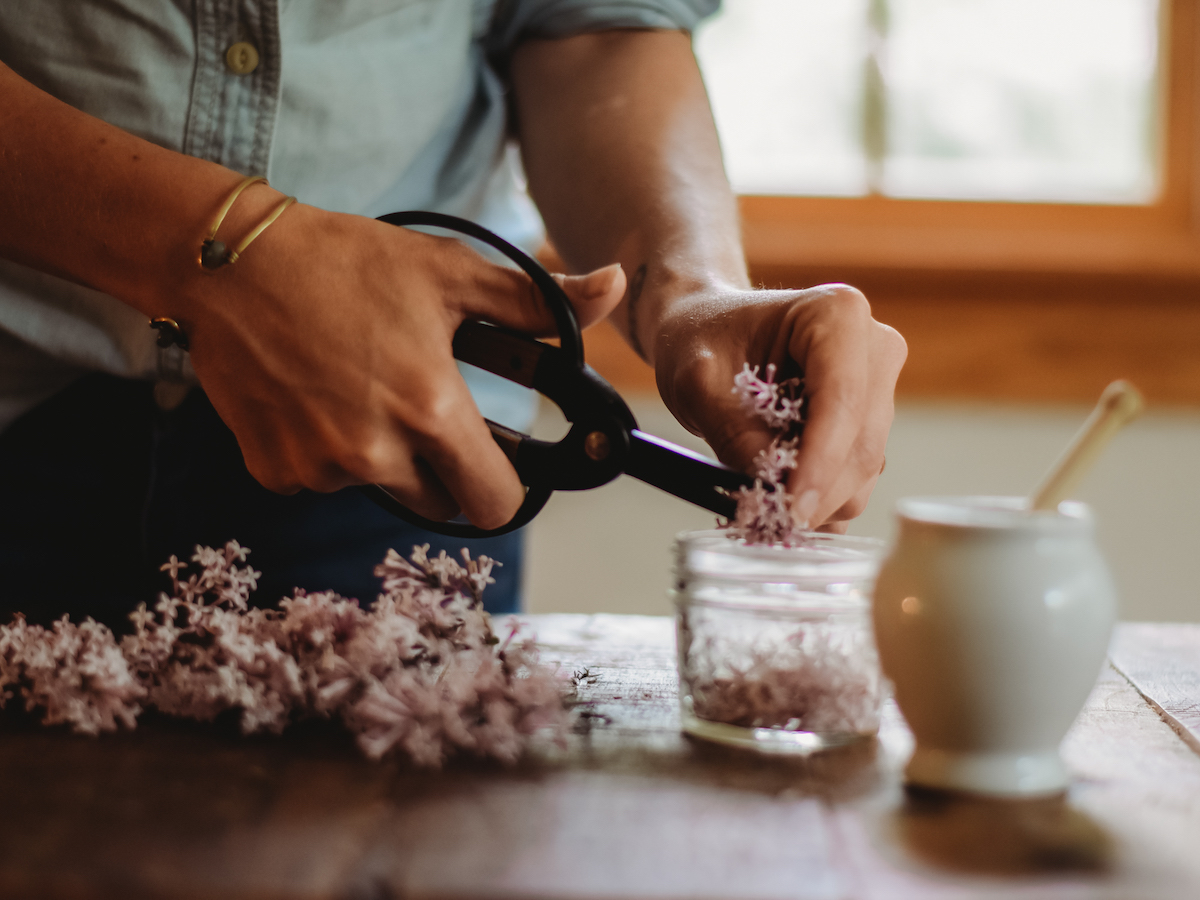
129 602 155 634
695 366 883 736
725 364 809 544
159 555 186 582
0 541 568 766
682 618 882 735
0 614 143 735
732 363 804 432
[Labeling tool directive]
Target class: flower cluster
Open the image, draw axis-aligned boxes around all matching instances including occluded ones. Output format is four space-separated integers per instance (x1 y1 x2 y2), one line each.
682 616 882 736
685 366 883 739
0 614 142 736
732 362 805 431
725 363 807 545
0 542 568 766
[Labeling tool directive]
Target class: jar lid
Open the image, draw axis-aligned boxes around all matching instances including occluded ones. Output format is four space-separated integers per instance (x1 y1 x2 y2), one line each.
675 529 884 590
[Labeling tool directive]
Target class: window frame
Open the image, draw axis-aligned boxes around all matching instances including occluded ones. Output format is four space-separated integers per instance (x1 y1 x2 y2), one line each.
736 0 1199 285
581 1 1200 403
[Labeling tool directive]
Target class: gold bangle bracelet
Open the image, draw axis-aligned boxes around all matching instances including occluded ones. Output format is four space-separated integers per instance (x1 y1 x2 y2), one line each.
158 179 299 350
199 175 266 269
225 195 297 265
150 316 189 350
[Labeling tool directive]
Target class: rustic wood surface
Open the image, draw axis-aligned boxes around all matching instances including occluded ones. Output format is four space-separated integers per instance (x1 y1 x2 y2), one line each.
0 615 1198 900
1110 622 1200 754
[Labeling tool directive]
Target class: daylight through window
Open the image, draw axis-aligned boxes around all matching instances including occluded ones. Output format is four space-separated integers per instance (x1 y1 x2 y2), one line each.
694 0 1163 204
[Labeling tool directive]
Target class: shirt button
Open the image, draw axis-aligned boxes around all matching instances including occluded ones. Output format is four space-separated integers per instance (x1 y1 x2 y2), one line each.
224 42 260 75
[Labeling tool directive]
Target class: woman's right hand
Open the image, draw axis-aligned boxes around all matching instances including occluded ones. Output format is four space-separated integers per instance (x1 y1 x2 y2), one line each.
0 63 624 529
174 196 625 529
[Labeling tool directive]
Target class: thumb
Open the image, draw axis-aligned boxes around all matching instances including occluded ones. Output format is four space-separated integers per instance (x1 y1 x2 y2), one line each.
556 263 626 329
458 259 625 337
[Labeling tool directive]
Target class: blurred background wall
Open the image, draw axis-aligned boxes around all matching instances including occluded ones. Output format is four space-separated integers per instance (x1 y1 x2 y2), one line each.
523 390 1200 623
520 0 1200 623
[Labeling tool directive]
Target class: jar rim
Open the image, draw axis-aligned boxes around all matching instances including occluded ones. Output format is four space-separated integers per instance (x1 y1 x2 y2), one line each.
674 529 884 586
895 495 1094 532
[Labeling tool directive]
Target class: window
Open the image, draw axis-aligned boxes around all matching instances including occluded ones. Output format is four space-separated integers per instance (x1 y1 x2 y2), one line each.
696 0 1163 204
580 1 1200 402
685 0 1200 402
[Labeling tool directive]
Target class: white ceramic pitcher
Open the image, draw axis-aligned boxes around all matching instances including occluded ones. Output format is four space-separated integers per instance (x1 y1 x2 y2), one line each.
873 496 1116 796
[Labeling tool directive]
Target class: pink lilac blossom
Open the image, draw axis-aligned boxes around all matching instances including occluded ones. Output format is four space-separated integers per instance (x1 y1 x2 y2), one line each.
680 614 882 736
690 364 881 739
732 362 805 432
725 363 807 545
0 542 568 766
0 614 143 735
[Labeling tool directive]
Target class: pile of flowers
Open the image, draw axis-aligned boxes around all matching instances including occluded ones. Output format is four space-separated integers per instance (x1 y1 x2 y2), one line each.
0 543 568 766
682 615 883 736
725 362 807 545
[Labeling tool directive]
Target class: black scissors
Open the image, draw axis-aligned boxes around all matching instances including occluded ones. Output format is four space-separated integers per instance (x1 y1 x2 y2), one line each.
361 211 756 539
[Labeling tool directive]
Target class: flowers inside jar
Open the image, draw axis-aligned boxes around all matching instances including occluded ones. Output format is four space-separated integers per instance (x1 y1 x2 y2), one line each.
671 365 885 752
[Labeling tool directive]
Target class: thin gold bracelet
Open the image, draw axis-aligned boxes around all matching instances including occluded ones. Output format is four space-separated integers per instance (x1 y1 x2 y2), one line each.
198 177 297 271
155 180 299 350
198 175 266 270
225 195 297 264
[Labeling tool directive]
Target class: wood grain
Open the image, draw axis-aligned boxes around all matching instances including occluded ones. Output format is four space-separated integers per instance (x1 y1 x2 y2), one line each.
1 615 1199 899
1110 622 1200 753
836 662 1200 899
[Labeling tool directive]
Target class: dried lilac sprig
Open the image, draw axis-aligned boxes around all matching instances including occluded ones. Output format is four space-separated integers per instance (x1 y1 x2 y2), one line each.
725 363 808 545
0 542 569 767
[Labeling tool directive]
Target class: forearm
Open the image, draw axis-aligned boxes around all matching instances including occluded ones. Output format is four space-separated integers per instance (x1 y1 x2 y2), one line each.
0 61 631 527
0 61 286 320
510 30 750 364
513 31 905 530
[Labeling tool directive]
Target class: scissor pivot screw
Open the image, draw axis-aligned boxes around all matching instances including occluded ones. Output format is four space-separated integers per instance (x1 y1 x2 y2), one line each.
584 430 611 461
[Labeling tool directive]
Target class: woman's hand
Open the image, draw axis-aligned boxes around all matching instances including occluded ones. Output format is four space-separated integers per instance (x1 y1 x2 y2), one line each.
509 31 906 531
0 63 626 530
174 197 625 529
654 283 907 531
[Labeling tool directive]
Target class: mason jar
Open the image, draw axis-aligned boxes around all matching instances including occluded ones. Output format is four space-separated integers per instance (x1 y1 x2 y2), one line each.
672 530 886 753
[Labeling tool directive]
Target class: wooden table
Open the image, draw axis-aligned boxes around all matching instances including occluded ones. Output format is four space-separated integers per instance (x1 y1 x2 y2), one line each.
1 615 1198 900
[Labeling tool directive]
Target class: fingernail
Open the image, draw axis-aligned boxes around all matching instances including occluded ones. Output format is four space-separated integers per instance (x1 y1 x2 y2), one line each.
581 262 623 298
794 489 820 530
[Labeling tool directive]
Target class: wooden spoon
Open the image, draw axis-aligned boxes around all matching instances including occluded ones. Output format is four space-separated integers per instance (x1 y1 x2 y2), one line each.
1029 380 1144 512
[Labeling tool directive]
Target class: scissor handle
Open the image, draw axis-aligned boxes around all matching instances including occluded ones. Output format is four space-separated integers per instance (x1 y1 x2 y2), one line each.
360 211 585 538
360 479 554 538
375 211 584 366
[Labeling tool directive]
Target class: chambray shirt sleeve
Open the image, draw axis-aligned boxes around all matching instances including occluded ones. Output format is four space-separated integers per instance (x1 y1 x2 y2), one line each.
488 0 720 55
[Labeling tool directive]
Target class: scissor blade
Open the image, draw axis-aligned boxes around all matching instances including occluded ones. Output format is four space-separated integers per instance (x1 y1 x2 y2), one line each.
625 430 754 519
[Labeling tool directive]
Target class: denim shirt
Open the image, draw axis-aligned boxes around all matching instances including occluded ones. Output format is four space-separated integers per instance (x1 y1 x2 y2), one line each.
0 0 718 431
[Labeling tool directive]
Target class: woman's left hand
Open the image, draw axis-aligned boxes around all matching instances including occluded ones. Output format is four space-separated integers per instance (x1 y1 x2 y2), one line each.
653 282 907 531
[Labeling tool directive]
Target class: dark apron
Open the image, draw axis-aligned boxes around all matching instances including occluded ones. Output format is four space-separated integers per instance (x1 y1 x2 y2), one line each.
0 374 523 629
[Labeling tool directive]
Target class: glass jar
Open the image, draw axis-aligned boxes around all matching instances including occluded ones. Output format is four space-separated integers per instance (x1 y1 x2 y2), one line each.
673 530 886 753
